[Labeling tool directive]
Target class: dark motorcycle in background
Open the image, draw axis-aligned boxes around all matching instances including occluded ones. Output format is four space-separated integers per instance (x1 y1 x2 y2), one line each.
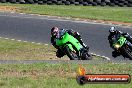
112 36 132 60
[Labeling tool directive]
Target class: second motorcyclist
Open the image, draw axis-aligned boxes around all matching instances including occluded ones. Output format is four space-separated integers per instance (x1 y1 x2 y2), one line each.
108 27 132 57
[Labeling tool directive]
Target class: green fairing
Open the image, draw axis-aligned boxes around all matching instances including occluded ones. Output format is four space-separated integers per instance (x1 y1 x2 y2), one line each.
56 32 82 51
113 36 126 47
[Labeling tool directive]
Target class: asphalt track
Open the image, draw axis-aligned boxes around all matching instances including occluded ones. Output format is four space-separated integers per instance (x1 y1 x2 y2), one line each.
0 12 132 60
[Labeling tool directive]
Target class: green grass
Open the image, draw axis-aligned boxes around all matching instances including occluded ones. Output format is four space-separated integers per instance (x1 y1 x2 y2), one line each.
0 38 102 60
0 38 58 60
0 62 131 88
0 3 132 23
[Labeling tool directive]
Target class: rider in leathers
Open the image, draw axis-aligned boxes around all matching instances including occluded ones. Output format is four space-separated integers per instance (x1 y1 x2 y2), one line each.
108 27 132 57
51 27 89 58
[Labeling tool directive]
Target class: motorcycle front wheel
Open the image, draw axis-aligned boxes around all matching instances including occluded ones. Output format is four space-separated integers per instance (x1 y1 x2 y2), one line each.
123 45 132 60
65 46 79 60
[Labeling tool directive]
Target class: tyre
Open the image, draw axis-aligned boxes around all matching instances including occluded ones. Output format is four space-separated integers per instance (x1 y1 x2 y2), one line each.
65 46 79 60
82 53 92 60
118 3 124 7
68 0 75 3
123 45 132 60
47 1 53 5
101 2 106 6
119 0 125 2
127 3 132 7
76 76 87 85
127 0 132 3
0 0 6 3
124 1 128 5
105 0 110 5
65 1 70 5
92 2 97 6
82 2 88 6
42 0 47 4
114 0 119 5
77 0 83 2
56 1 63 5
88 0 93 4
88 4 93 6
109 3 115 6
51 0 57 4
38 0 43 4
25 0 34 3
74 2 80 5
9 0 16 3
96 0 101 5
19 0 25 4
33 0 38 3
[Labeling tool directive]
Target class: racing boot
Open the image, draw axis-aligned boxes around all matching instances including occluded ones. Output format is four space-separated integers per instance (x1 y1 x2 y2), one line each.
123 33 132 43
56 49 65 58
74 32 89 51
78 38 89 51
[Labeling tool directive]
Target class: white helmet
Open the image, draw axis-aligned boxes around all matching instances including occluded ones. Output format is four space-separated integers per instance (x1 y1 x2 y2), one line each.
109 27 116 33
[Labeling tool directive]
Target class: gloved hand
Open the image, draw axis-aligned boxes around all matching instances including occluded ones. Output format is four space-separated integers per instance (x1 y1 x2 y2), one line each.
82 43 89 51
74 32 81 39
122 33 129 37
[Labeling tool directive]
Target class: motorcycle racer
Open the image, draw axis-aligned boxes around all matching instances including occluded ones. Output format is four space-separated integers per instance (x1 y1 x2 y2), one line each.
51 27 89 58
108 27 132 57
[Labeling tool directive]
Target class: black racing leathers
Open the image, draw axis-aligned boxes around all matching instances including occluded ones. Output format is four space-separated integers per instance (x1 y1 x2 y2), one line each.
108 31 132 49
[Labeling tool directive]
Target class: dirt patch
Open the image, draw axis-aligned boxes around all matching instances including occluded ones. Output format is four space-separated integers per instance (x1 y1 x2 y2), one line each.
0 69 77 79
0 6 19 12
56 16 132 27
93 20 132 27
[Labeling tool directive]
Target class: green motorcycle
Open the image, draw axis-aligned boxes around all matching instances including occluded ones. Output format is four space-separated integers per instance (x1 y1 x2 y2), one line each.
113 36 132 59
56 32 91 60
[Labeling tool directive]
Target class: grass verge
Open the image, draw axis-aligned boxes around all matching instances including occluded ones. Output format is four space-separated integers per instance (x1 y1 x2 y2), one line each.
0 38 58 60
0 3 132 23
0 62 131 88
0 38 102 60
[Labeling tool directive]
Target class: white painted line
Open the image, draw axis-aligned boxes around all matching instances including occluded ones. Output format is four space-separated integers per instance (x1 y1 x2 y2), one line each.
90 53 110 60
5 38 9 39
11 39 15 41
20 13 24 14
30 14 34 15
38 15 42 16
11 12 15 13
31 42 35 43
0 37 2 38
117 24 122 26
37 43 41 45
23 41 27 42
66 17 70 19
17 40 22 42
75 18 80 20
109 23 112 25
45 44 48 45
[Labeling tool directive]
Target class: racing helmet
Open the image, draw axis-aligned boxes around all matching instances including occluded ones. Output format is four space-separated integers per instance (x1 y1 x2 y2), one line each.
51 27 59 38
109 27 116 33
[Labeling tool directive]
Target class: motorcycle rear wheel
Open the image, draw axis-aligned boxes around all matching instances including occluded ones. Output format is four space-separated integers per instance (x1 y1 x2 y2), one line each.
82 52 92 60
